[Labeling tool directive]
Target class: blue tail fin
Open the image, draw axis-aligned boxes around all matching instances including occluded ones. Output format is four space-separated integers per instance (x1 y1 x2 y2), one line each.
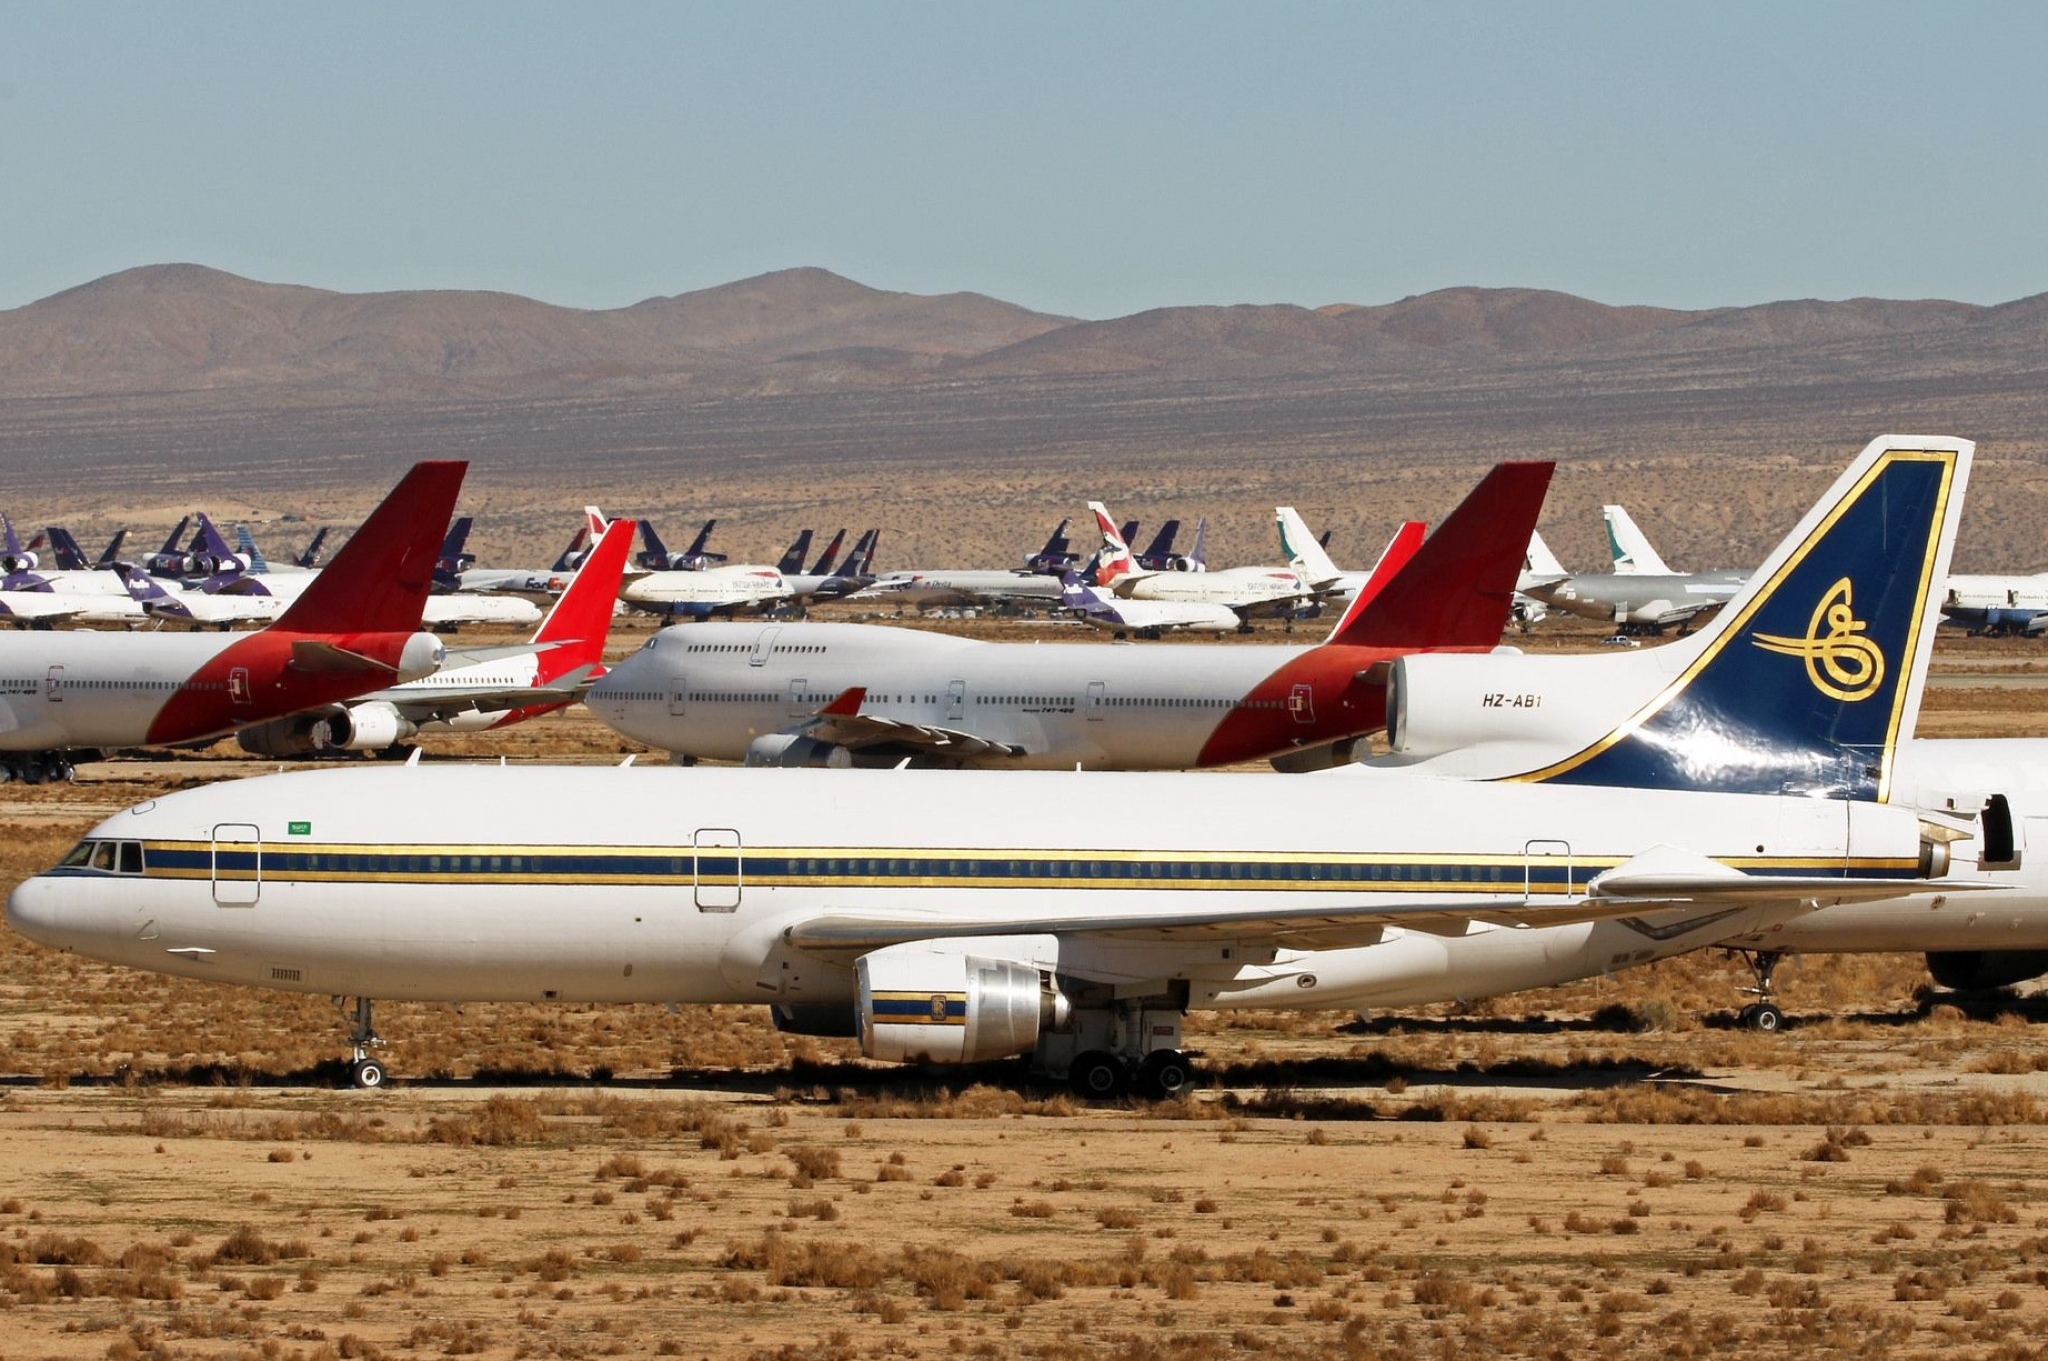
46 527 90 571
633 521 667 570
1137 519 1180 566
1516 437 1970 800
235 524 271 574
156 515 191 557
95 528 128 568
777 529 814 575
296 527 330 568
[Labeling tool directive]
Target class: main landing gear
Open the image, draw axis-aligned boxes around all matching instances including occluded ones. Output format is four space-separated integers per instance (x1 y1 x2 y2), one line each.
1 752 80 785
1038 996 1196 1101
1729 949 1787 1032
336 996 388 1089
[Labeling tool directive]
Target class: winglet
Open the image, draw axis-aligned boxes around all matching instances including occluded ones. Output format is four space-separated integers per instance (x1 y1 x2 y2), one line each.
821 686 866 717
273 461 466 634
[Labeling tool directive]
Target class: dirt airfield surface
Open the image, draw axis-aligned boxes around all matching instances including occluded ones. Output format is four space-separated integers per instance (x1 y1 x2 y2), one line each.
4 618 2048 1360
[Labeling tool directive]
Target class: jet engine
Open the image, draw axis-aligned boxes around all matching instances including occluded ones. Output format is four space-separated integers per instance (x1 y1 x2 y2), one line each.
191 551 249 577
1925 950 2048 992
394 632 446 683
856 946 1071 1065
745 734 852 768
1269 736 1370 774
317 702 416 752
0 547 37 574
1384 654 1584 759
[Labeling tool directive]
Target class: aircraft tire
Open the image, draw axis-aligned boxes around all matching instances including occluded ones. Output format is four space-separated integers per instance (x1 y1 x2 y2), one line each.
1069 1051 1128 1101
349 1058 387 1090
1747 1003 1785 1034
1135 1050 1194 1101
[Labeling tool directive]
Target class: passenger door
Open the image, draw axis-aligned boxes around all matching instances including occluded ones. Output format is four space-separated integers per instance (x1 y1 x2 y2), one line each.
1523 839 1573 904
211 823 261 906
693 828 742 911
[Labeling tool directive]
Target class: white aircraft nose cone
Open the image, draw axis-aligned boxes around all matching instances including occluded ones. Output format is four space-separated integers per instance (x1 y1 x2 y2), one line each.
6 875 65 949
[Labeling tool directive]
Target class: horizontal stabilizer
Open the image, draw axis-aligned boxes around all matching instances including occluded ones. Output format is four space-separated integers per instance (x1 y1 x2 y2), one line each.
289 640 398 674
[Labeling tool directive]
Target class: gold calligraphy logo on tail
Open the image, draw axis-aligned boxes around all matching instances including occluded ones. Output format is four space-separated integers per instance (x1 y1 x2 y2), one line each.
1751 577 1885 701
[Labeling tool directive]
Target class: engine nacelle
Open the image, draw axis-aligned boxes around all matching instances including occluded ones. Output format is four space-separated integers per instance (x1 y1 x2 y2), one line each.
236 711 338 757
0 549 37 574
394 632 446 683
1925 950 2048 992
1385 653 1589 759
317 702 415 752
857 946 1071 1065
745 733 852 768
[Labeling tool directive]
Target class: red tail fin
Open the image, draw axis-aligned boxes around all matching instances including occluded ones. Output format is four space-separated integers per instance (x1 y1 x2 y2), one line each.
532 517 635 678
1321 521 1424 645
1326 461 1554 650
275 462 466 634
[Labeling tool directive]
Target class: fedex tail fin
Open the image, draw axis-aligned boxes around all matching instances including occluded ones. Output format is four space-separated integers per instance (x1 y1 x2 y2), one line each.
631 521 665 570
194 514 237 566
95 528 128 568
1604 505 1672 575
296 527 330 568
777 529 814 575
155 515 191 558
273 462 466 634
531 517 634 679
1275 507 1345 589
1503 437 1968 799
114 563 194 619
1137 519 1180 565
809 529 847 576
682 519 721 565
438 516 475 573
46 527 90 571
1327 462 1555 651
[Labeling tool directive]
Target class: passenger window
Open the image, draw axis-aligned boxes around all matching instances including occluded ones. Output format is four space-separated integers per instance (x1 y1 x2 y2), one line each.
118 842 144 875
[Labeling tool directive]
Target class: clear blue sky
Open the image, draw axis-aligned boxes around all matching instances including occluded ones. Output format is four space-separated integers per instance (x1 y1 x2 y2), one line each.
2 1 2042 317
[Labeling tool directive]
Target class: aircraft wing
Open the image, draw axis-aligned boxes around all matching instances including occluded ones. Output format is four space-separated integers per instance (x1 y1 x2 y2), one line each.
799 687 1027 760
369 665 602 719
0 592 89 623
784 849 1989 956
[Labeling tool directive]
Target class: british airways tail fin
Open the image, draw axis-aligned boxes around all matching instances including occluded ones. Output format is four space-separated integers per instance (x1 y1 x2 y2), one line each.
1510 437 1969 799
1086 502 1139 584
531 517 634 675
1329 462 1555 651
273 462 466 634
777 529 814 575
1604 505 1672 575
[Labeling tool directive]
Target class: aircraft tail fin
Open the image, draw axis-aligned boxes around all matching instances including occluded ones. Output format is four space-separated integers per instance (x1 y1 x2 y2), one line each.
1275 507 1345 589
631 521 665 570
273 462 466 634
1086 502 1139 584
777 529 814 575
1321 522 1426 645
194 514 237 565
809 529 847 576
1604 505 1672 575
156 515 191 557
96 528 129 568
1138 519 1180 564
854 529 879 576
46 527 90 571
296 527 330 568
1335 463 1555 651
438 516 474 571
1518 437 1970 800
1524 529 1566 580
235 524 271 575
115 563 192 618
683 518 718 563
531 517 634 679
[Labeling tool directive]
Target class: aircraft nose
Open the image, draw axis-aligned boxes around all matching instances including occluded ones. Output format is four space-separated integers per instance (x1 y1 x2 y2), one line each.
6 875 67 949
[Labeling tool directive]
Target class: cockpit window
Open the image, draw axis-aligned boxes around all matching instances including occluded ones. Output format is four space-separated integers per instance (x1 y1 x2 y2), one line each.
89 842 117 872
60 840 94 868
57 839 146 874
118 841 144 875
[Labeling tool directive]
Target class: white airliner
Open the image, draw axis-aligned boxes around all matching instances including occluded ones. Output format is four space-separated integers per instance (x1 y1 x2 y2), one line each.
1089 501 1312 617
588 463 1550 771
236 518 636 757
0 463 463 784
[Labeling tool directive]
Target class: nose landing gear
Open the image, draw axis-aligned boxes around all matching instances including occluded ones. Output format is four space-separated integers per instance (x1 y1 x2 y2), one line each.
1730 950 1787 1032
336 996 388 1089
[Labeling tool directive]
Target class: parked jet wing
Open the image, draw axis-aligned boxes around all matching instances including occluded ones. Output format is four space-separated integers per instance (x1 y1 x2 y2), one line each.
784 853 1987 955
360 664 603 722
802 686 1026 760
0 592 89 623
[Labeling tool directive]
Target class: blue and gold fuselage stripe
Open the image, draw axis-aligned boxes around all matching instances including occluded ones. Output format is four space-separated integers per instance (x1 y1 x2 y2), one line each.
98 839 1921 893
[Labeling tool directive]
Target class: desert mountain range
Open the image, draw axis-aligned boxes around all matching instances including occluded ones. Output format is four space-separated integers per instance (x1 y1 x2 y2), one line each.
5 265 2048 571
4 264 2044 399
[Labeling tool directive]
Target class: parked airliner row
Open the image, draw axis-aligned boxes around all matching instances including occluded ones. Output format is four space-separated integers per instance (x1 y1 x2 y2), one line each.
0 462 464 783
589 463 1552 771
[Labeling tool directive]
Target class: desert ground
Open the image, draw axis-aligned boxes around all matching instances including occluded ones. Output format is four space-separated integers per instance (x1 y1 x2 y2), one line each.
3 618 2048 1360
